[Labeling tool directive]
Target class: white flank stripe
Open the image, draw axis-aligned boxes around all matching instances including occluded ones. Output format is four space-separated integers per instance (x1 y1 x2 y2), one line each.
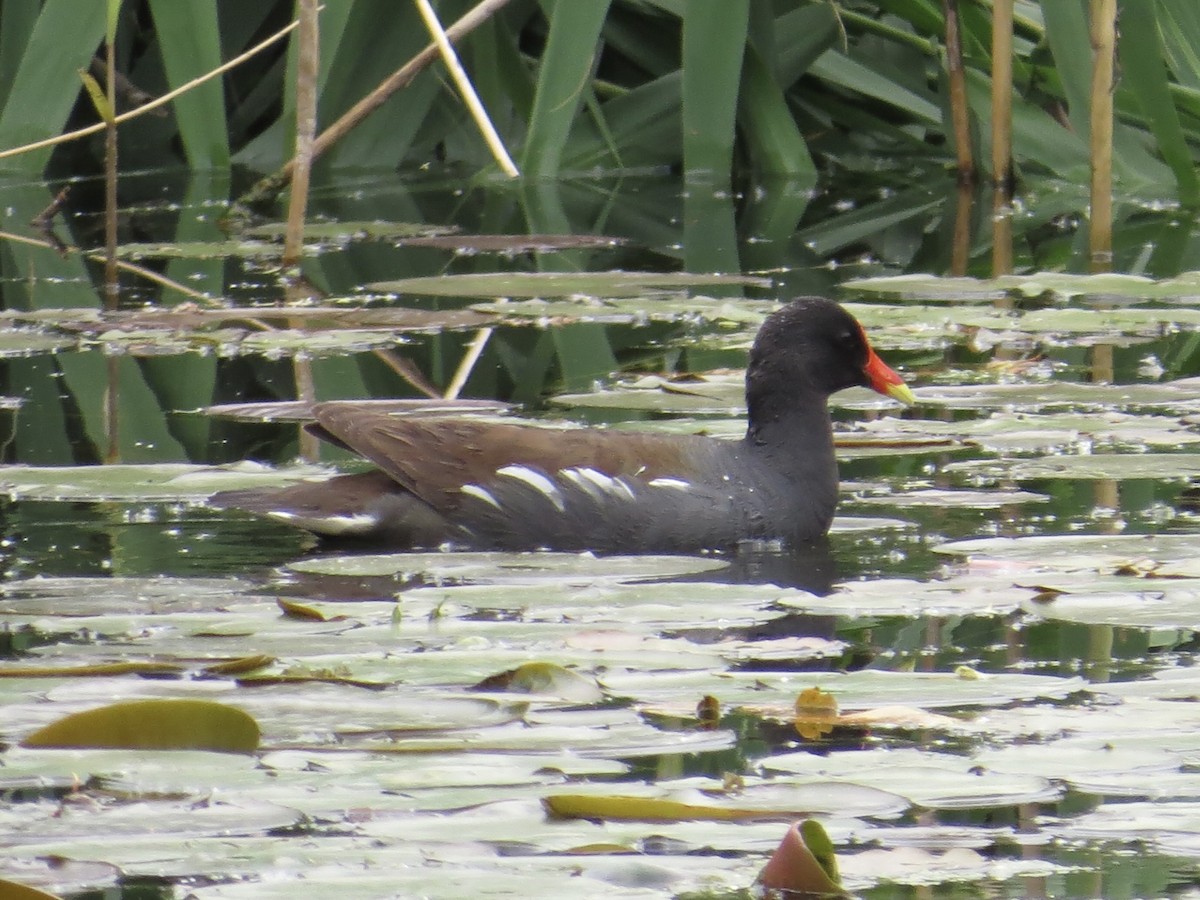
569 466 638 501
561 468 597 494
648 477 690 491
460 483 502 509
497 465 565 511
612 477 637 501
269 510 379 536
577 467 618 492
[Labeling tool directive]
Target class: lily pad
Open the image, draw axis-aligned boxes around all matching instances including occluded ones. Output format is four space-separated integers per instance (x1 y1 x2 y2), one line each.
0 461 330 501
476 296 780 325
552 374 905 414
844 270 1200 305
777 575 1034 617
244 221 457 241
204 398 512 423
850 410 1200 454
608 668 1085 712
369 270 771 298
764 747 1062 809
117 240 283 260
285 551 728 583
934 533 1200 574
915 379 1200 411
1022 588 1200 629
21 699 259 753
399 233 627 252
543 777 909 822
944 452 1200 481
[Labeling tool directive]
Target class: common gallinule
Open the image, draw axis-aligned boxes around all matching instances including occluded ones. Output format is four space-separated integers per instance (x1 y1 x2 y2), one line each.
211 297 913 552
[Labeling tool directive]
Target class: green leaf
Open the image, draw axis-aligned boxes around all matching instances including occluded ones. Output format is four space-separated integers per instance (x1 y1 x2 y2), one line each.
105 0 121 45
1157 0 1200 91
145 0 229 167
810 49 941 128
0 0 106 174
21 699 260 753
1041 0 1092 139
738 43 815 177
681 0 748 179
77 69 114 124
521 0 611 175
1117 0 1200 204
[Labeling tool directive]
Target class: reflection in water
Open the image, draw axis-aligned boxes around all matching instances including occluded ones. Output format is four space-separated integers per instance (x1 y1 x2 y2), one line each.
716 539 837 595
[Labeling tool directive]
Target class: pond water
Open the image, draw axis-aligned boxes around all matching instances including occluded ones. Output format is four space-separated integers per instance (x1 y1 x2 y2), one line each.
2 166 1200 898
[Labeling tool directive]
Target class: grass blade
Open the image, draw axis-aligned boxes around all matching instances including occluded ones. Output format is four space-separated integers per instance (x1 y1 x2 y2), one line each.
1117 0 1200 204
0 0 106 173
681 0 749 179
145 0 229 168
521 0 611 175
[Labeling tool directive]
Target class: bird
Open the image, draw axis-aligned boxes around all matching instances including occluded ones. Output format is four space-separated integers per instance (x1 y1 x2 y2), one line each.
210 297 914 553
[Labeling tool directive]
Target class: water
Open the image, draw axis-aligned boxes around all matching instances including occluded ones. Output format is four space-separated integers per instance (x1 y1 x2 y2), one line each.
2 166 1200 898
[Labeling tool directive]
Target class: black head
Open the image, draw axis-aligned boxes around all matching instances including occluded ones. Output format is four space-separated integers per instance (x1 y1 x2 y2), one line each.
745 297 910 426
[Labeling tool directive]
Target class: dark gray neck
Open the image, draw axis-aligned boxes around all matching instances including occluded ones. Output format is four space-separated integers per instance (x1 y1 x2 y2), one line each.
742 389 839 537
745 388 832 456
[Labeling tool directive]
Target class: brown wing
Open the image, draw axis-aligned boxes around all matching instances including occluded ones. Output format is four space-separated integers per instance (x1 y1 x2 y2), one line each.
309 402 696 516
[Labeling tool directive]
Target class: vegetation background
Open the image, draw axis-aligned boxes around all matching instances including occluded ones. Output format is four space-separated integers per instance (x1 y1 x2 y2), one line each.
1 0 1197 194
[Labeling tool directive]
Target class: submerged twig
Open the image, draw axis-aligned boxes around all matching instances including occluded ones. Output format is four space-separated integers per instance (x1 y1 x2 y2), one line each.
372 348 441 398
444 328 492 400
29 187 71 256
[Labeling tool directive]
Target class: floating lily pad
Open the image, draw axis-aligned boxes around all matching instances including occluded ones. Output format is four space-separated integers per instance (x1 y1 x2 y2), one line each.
944 452 1200 481
608 668 1084 712
476 296 780 325
21 698 259 753
0 746 265 793
845 270 1200 304
853 487 1047 508
471 663 605 703
763 747 1062 809
244 221 457 241
971 736 1181 787
915 379 1200 411
543 777 909 822
0 331 76 356
1022 587 1200 629
204 398 512 423
842 273 1012 301
0 461 331 501
0 794 298 841
777 575 1034 617
369 270 771 299
934 534 1200 574
552 374 905 414
851 410 1200 454
838 844 1070 889
285 551 727 583
117 241 283 260
398 233 626 253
